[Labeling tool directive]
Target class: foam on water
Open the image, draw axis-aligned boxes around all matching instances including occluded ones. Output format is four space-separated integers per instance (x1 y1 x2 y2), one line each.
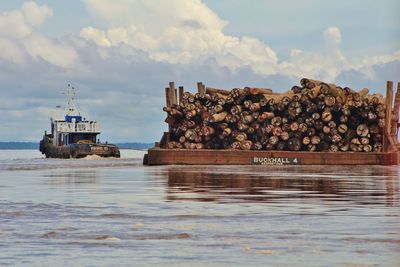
0 149 146 170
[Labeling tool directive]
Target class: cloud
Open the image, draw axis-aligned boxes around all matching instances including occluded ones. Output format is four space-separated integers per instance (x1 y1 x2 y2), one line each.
80 26 111 47
23 33 78 67
0 38 25 65
0 10 32 39
0 1 78 68
279 26 348 81
84 0 226 33
81 0 279 74
20 0 395 83
81 1 399 85
21 1 53 27
323 26 341 45
0 1 399 142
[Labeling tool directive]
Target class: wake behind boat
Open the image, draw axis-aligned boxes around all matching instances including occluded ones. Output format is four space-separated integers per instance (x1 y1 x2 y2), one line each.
39 84 120 158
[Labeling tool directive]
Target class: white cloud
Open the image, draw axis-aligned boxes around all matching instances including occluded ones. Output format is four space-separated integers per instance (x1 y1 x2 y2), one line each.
0 10 32 38
80 26 111 47
323 26 341 45
279 26 348 81
0 2 52 39
0 38 26 65
82 0 279 74
23 33 78 68
81 1 399 82
82 1 398 83
361 49 400 66
84 0 226 34
0 1 78 68
21 1 53 27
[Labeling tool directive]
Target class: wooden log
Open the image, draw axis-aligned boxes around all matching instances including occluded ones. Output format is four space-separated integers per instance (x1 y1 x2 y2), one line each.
339 141 349 152
165 87 171 107
302 136 310 145
231 105 243 115
391 82 400 137
184 129 197 141
269 135 279 145
237 121 249 131
281 131 289 141
290 122 299 132
235 132 247 142
249 103 261 112
298 123 308 133
288 138 301 151
324 96 336 107
206 87 230 95
271 116 282 126
240 140 253 150
262 92 297 103
169 82 177 105
305 85 321 99
178 86 184 104
162 79 388 154
248 87 273 95
338 124 348 134
359 88 369 98
321 111 332 122
366 94 385 105
209 111 228 123
197 82 206 94
301 78 338 94
329 144 339 152
311 135 321 145
200 126 215 137
386 81 393 137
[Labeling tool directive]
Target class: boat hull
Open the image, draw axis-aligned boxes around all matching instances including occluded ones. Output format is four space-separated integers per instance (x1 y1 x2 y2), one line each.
39 136 120 158
144 147 399 166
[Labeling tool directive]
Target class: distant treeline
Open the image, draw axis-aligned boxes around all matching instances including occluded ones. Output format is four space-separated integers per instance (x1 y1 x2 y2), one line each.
0 142 153 150
0 142 39 149
117 143 153 149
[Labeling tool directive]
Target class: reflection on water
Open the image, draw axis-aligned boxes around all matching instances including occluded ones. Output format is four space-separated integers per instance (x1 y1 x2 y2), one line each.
164 166 400 206
0 149 146 171
0 157 399 266
45 170 98 184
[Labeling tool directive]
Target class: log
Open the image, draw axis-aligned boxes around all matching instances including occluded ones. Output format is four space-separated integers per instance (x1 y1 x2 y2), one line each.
210 111 228 123
206 87 230 95
248 87 273 95
178 86 184 104
169 82 177 105
163 79 389 153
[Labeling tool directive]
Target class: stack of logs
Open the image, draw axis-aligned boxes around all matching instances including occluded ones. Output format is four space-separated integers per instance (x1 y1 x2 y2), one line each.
163 78 386 152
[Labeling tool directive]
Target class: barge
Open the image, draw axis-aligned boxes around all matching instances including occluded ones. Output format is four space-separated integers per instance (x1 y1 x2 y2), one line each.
39 84 120 158
145 80 400 165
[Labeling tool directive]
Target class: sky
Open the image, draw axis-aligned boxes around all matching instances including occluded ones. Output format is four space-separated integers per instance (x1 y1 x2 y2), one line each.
0 0 399 143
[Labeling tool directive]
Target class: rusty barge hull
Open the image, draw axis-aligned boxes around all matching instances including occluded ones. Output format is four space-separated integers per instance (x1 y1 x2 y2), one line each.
146 148 399 165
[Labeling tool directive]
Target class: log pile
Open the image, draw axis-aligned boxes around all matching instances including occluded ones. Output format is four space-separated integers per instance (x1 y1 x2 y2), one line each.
163 78 386 152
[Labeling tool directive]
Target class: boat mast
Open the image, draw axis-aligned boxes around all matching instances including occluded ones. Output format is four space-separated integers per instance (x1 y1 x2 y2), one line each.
63 84 80 116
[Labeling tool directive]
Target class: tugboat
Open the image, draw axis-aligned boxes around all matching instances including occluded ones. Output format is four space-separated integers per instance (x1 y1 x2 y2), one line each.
39 84 120 158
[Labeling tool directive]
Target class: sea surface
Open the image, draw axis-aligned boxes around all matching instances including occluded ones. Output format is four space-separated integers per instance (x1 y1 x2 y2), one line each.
0 149 399 266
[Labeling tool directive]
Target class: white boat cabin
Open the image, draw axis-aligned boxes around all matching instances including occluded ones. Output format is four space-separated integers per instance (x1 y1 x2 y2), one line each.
50 85 100 146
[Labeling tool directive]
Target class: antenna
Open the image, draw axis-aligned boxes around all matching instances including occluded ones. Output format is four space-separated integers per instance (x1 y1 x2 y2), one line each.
63 83 79 116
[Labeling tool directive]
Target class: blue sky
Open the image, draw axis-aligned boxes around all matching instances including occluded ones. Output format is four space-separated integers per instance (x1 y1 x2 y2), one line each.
0 0 399 142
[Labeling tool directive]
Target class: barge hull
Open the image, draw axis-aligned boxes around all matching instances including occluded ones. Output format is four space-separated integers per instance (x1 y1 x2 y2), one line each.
146 148 399 165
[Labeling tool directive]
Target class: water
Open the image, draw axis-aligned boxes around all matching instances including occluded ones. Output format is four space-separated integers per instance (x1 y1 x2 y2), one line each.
0 150 399 266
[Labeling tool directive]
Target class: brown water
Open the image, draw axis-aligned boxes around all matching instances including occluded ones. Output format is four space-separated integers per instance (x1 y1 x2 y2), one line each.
0 150 399 266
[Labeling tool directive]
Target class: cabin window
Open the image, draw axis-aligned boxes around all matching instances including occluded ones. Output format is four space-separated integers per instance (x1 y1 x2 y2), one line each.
77 124 86 132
